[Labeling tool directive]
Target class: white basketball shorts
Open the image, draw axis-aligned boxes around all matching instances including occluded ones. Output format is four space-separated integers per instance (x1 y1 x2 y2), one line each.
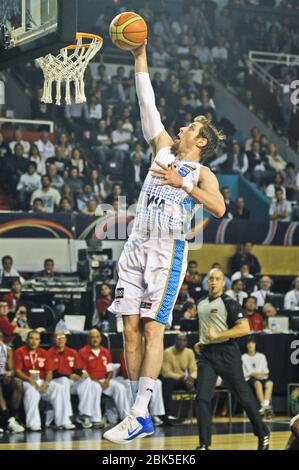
109 237 188 325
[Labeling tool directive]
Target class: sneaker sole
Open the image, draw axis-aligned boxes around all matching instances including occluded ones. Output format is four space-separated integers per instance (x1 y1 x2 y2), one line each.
104 430 155 444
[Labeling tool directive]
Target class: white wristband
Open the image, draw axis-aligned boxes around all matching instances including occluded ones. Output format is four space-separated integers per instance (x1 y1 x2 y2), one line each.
181 181 194 194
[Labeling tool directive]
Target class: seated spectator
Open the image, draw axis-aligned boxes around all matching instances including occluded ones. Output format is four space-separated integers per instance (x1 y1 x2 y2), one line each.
32 258 58 279
79 329 130 423
266 143 286 173
221 186 236 219
226 279 248 305
245 127 262 152
230 242 261 275
15 330 74 431
262 303 277 320
0 301 30 345
46 163 64 191
284 276 299 311
4 143 28 194
56 132 72 158
28 143 45 175
58 197 73 213
231 263 256 292
182 301 197 320
48 331 102 429
0 256 25 284
70 148 87 176
30 198 45 214
184 262 204 302
87 95 103 125
152 43 171 67
65 167 84 195
243 296 264 332
30 175 61 213
115 351 165 426
242 337 273 417
123 146 149 203
76 184 96 212
221 141 249 175
231 196 250 219
247 141 270 187
161 334 197 419
283 162 299 201
0 330 25 433
0 131 11 158
111 119 132 160
90 119 113 166
289 387 299 417
93 283 113 327
174 282 194 313
81 198 100 216
252 276 274 308
9 129 30 158
17 161 41 210
193 36 212 64
47 146 72 175
202 262 232 291
61 184 74 208
4 279 23 312
266 173 286 202
105 183 123 206
211 35 228 63
34 130 55 164
269 188 292 222
89 167 111 202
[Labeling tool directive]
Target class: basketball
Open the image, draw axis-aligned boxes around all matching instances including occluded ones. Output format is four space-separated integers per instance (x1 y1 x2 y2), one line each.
109 12 148 50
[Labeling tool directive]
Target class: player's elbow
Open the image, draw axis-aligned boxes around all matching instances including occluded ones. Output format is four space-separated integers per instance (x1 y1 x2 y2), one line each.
213 200 226 218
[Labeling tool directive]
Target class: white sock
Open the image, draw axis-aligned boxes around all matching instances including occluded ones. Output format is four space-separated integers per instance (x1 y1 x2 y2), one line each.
132 377 156 419
129 380 139 405
262 400 270 407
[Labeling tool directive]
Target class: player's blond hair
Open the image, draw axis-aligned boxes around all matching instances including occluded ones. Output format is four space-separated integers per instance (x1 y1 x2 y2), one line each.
194 115 226 160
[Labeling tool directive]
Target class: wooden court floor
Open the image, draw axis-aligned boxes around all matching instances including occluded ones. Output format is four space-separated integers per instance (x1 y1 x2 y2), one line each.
0 417 291 451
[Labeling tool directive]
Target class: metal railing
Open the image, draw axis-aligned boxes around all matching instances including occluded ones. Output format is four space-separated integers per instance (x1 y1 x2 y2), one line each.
0 117 54 133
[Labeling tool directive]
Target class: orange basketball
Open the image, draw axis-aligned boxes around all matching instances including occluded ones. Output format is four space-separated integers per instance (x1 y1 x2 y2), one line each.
109 12 148 50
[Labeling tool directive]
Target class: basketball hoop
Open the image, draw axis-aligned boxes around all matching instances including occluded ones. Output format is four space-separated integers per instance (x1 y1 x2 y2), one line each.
37 32 103 106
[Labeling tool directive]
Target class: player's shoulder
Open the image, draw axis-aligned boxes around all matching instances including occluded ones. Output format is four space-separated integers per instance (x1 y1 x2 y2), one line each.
197 294 210 305
221 294 242 310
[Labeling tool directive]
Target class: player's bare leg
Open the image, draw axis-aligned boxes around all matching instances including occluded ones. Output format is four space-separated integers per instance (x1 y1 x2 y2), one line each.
123 315 143 400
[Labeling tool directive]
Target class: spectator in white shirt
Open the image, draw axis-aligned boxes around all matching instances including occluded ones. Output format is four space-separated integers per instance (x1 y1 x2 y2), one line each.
9 130 30 158
211 36 228 62
226 279 248 305
30 175 61 213
34 131 55 164
266 143 286 173
28 143 45 175
88 95 103 123
46 163 64 191
111 119 132 159
194 37 212 64
269 189 292 222
0 256 25 284
252 276 274 308
17 161 41 209
284 276 299 311
242 338 273 417
231 264 255 282
266 173 286 202
152 44 171 67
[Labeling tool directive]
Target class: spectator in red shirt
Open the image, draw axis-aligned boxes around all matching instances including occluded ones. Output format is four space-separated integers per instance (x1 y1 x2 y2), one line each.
93 283 113 327
79 329 130 421
48 330 103 429
4 279 22 312
0 301 30 345
14 330 74 431
244 296 264 332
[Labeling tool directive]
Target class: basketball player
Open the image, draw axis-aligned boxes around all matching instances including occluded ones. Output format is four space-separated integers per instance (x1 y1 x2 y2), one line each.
104 41 225 444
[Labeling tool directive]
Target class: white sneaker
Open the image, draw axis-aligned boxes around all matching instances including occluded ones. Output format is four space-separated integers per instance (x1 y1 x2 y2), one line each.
62 423 76 430
27 426 41 432
7 417 25 433
103 409 154 444
76 415 92 429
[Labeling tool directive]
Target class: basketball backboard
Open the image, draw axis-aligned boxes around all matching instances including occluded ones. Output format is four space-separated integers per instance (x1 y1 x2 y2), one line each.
0 0 77 70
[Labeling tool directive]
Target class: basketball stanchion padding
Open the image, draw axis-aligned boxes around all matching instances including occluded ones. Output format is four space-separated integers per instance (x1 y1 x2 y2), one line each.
37 32 103 106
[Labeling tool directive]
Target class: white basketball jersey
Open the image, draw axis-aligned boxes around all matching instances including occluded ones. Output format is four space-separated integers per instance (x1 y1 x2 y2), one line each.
130 146 202 239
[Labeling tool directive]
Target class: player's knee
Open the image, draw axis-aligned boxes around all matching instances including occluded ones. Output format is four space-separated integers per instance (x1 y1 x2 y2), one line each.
143 322 164 346
123 319 142 342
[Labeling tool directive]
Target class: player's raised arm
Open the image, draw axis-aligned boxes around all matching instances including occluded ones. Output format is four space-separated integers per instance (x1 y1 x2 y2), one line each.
131 42 173 156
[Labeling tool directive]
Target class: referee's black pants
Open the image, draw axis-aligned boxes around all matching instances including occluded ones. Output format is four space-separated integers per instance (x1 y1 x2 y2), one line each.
196 341 268 447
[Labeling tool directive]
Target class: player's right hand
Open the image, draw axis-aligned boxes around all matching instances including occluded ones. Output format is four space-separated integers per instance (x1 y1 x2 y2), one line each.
130 39 147 58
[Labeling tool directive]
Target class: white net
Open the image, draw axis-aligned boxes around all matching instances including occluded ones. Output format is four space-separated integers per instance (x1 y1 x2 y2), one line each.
37 34 103 106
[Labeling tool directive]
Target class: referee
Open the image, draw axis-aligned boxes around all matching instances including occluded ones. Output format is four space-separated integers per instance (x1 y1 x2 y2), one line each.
196 268 270 450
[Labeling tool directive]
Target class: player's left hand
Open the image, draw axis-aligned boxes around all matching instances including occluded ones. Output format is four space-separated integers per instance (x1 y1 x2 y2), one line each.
205 327 220 341
150 161 183 188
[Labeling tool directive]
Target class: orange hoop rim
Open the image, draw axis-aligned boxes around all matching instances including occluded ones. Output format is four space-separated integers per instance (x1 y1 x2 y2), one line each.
66 32 103 50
